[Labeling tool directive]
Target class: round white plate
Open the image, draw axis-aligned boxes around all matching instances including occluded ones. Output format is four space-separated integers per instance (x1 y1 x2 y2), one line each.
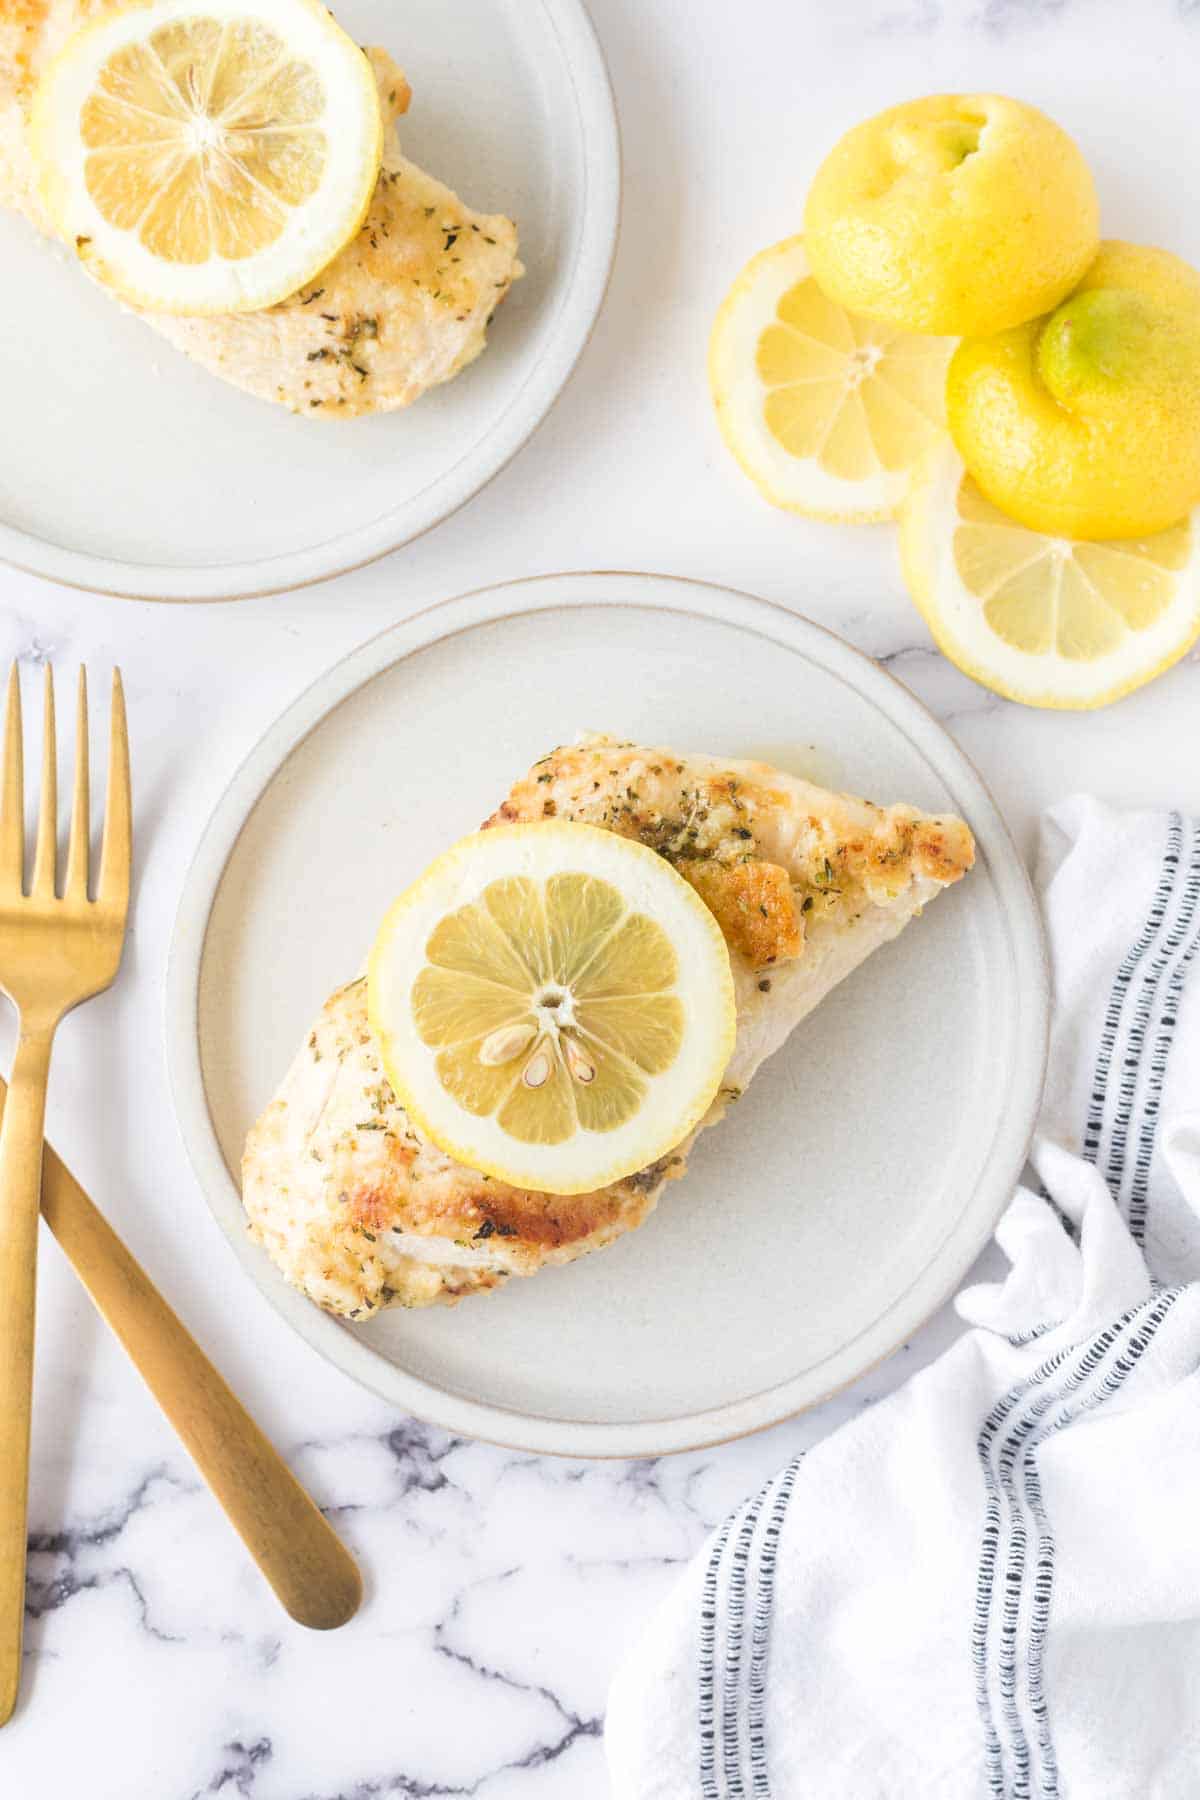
167 573 1049 1457
0 1 618 602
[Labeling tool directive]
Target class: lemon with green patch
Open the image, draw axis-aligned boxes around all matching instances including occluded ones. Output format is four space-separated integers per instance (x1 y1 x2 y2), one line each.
948 242 1200 541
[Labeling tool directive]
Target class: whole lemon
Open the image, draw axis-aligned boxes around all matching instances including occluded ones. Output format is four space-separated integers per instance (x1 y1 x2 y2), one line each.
947 242 1200 540
803 94 1099 337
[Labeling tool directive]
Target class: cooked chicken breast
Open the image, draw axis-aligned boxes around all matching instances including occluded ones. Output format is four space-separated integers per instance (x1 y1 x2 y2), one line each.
1 6 521 415
242 737 974 1317
0 0 102 223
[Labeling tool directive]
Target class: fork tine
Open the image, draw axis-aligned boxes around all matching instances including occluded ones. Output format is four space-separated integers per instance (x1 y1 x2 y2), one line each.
98 669 131 912
0 666 23 894
64 669 90 900
31 666 56 898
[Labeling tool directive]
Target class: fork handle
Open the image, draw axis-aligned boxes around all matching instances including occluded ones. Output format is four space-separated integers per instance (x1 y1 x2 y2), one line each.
0 1025 55 1727
31 1115 363 1634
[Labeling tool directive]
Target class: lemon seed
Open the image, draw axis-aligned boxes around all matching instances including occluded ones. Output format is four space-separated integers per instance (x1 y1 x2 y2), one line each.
478 1021 536 1067
564 1037 595 1084
522 1048 551 1089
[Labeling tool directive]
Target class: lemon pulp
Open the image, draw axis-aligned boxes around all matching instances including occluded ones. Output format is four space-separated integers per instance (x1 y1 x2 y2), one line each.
954 478 1189 660
369 823 736 1194
32 0 382 313
900 441 1200 709
81 19 327 265
413 872 685 1147
710 237 954 522
758 274 949 482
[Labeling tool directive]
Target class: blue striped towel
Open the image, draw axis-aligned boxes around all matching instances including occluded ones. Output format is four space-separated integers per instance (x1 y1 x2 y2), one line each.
606 798 1200 1800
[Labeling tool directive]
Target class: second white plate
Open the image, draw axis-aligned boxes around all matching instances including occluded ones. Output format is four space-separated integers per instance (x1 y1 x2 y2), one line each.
0 0 618 600
167 573 1048 1456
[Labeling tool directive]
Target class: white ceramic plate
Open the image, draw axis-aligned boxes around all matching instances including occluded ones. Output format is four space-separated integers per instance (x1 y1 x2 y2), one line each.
167 573 1049 1457
0 1 618 602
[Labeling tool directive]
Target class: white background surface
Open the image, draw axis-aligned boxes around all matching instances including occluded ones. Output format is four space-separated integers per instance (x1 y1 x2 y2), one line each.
3 1 1199 1796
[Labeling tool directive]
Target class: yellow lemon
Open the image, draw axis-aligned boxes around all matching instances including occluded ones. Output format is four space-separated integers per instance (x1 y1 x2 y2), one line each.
368 823 736 1196
31 0 382 314
709 236 955 522
900 440 1200 709
947 242 1200 540
803 94 1098 337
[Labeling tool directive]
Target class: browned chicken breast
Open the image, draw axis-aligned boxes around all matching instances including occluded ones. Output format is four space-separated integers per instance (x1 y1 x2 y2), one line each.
242 737 974 1317
1 4 521 415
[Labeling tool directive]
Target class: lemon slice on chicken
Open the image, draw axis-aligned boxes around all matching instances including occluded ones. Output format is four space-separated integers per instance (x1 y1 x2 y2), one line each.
30 0 382 314
902 441 1200 708
368 823 736 1196
709 235 956 522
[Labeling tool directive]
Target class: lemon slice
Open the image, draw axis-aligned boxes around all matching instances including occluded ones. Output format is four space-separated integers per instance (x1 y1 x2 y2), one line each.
709 236 956 522
368 823 736 1196
901 441 1200 709
31 0 382 314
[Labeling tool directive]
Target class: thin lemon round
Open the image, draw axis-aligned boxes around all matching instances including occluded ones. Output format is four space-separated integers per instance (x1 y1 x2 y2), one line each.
709 236 955 523
803 94 1098 337
368 823 737 1196
901 440 1200 709
31 0 382 314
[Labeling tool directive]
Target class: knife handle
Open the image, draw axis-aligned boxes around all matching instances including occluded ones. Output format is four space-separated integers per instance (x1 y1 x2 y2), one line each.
28 1100 362 1635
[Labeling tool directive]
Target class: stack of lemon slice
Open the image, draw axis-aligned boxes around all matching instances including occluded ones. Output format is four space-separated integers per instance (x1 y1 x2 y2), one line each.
709 94 1200 709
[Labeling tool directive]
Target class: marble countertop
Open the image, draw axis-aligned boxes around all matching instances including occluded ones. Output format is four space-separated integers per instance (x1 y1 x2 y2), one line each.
4 0 1199 1794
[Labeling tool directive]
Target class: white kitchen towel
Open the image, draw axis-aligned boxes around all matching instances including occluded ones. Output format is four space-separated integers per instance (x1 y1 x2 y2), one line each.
606 797 1200 1800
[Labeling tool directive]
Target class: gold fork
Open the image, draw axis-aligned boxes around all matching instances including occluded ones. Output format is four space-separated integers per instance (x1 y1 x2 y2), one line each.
0 664 130 1727
0 670 361 1726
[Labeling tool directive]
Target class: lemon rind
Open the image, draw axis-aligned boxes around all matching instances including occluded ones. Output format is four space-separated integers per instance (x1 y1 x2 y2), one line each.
901 442 1200 710
709 235 952 524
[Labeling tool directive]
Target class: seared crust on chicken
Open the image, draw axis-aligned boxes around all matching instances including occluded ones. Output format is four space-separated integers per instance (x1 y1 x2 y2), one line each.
242 736 974 1318
1 5 521 416
491 737 973 896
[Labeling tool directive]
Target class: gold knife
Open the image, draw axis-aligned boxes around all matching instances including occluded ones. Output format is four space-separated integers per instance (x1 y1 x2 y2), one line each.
10 1080 362 1649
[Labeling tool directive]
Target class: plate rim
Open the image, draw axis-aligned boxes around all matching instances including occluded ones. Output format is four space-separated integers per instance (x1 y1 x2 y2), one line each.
165 571 1050 1457
0 0 620 604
